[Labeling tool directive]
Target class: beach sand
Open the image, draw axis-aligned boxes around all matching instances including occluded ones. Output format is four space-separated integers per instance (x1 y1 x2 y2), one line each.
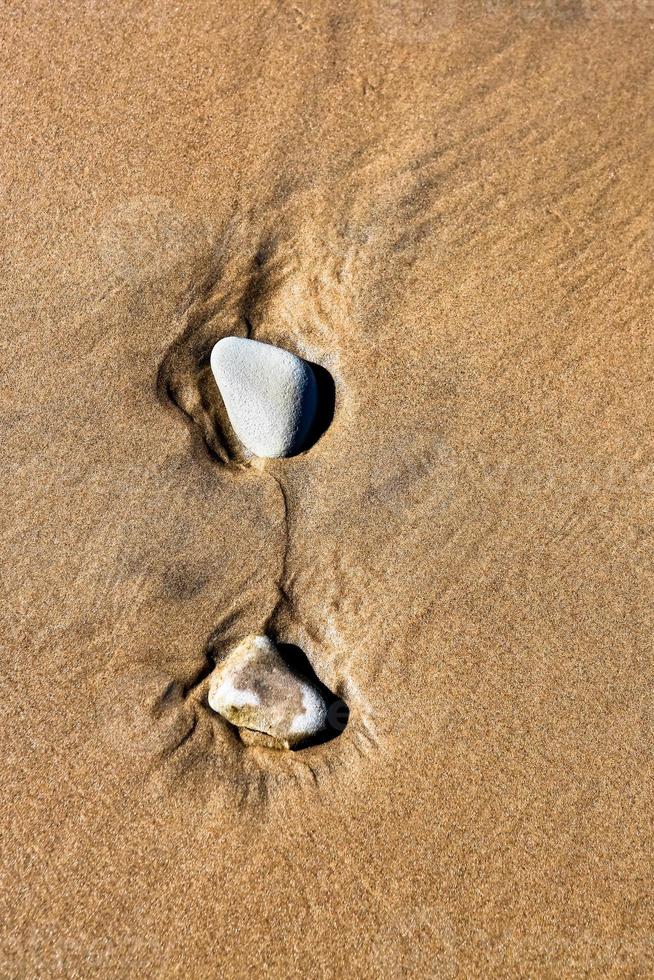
2 1 653 975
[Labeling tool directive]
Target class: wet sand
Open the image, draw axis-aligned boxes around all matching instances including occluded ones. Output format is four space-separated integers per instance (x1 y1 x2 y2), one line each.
2 1 653 975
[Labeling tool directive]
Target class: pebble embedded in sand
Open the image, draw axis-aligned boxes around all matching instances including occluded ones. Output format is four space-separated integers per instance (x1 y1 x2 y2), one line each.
207 635 328 749
210 336 318 458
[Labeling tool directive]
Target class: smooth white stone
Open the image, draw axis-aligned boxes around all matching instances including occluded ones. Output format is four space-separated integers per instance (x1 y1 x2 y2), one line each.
207 635 328 749
210 336 318 459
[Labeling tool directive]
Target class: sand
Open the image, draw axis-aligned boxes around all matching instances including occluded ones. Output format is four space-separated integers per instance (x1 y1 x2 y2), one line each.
1 1 653 976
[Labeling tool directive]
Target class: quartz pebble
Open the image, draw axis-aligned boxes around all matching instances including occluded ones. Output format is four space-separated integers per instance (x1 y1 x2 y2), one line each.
207 635 329 749
210 336 318 458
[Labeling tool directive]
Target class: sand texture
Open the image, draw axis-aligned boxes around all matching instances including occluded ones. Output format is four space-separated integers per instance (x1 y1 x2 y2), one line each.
1 1 653 976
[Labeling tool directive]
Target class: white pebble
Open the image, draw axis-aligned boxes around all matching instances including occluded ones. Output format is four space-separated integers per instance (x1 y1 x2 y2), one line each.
207 635 328 749
210 336 318 458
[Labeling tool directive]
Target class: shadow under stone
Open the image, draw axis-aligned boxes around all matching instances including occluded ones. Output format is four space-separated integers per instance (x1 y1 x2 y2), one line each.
274 641 349 749
300 361 335 455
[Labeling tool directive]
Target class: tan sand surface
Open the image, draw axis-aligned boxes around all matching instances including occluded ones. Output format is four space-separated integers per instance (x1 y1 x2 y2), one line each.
1 1 653 975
